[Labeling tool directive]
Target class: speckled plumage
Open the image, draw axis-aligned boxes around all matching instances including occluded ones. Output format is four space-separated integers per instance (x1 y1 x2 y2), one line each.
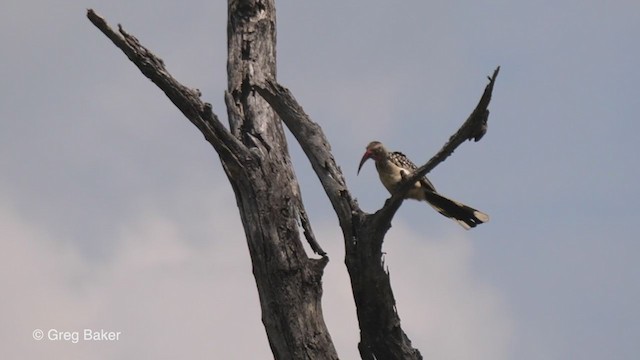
358 141 489 229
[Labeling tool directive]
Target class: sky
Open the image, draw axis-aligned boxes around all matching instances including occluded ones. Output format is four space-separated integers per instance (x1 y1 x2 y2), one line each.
1 0 639 359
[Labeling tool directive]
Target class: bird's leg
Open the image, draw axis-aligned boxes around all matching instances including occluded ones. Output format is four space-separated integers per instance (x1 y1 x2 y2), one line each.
399 169 412 185
392 170 413 196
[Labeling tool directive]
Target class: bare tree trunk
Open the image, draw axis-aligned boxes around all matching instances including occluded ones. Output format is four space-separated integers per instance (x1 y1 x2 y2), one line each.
87 2 338 359
223 1 337 358
255 70 498 360
87 2 499 358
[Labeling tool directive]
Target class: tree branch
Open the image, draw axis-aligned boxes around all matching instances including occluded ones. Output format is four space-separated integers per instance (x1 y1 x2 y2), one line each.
89 4 499 358
374 66 500 228
86 9 248 172
255 80 423 359
254 81 360 221
88 7 338 358
256 67 499 360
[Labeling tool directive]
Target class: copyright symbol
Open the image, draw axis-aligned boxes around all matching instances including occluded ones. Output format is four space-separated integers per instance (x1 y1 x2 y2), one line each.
32 329 44 341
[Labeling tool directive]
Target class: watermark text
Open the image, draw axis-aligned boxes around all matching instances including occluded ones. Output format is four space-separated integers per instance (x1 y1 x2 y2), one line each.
32 328 122 343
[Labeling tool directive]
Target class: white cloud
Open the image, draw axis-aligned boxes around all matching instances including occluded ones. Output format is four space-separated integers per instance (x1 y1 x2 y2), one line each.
0 190 271 359
0 202 94 359
317 220 513 360
381 223 513 360
3 0 640 359
1 189 512 360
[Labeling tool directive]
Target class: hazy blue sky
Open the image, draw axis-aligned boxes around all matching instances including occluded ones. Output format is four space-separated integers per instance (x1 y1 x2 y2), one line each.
2 1 639 359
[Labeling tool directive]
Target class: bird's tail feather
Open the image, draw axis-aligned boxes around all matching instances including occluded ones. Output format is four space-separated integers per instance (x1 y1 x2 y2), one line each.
424 191 489 230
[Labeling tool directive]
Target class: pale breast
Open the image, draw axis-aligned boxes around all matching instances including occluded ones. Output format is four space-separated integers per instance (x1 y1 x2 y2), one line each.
376 162 425 201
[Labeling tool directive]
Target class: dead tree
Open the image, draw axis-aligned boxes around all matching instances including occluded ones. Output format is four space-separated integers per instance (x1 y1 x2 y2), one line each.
87 1 498 359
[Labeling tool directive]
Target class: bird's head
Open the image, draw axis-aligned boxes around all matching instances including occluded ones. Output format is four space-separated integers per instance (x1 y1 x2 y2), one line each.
357 141 387 175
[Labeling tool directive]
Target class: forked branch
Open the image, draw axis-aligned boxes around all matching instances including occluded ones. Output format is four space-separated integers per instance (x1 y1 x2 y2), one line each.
254 80 360 225
89 5 499 358
256 67 499 235
256 68 499 360
88 7 336 358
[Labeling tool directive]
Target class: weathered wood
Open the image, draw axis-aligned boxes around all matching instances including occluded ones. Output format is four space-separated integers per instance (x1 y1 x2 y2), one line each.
225 1 336 358
88 3 499 358
256 68 499 359
374 67 500 229
255 80 422 359
88 4 337 359
86 9 247 173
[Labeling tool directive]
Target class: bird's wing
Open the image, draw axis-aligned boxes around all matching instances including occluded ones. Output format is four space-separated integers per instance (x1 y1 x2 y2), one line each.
390 151 437 192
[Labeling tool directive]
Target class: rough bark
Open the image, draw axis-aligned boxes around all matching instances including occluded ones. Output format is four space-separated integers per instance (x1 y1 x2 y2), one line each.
224 1 335 358
87 3 337 359
255 68 498 360
88 3 499 359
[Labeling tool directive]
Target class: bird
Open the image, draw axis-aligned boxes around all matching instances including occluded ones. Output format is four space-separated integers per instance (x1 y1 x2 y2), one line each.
357 141 489 229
